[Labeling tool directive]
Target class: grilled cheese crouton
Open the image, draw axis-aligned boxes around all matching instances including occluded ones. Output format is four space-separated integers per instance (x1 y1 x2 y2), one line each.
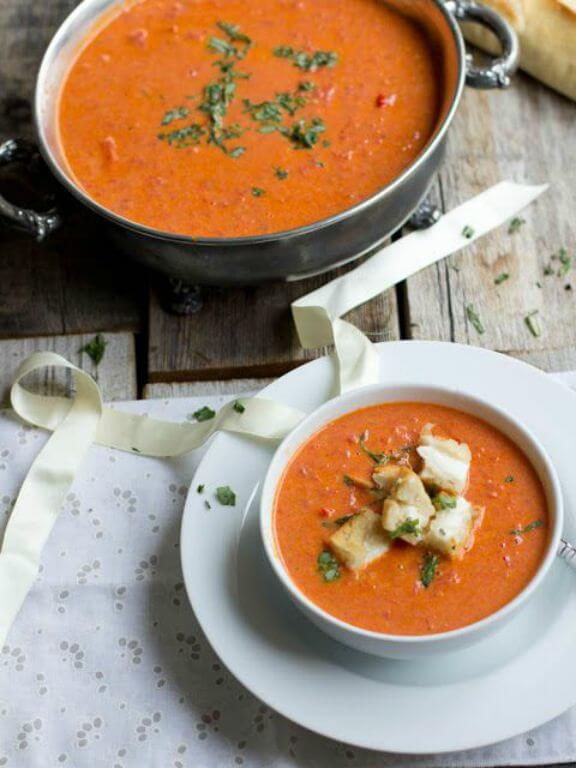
417 423 471 494
329 507 390 571
424 497 484 559
381 470 435 545
372 464 411 494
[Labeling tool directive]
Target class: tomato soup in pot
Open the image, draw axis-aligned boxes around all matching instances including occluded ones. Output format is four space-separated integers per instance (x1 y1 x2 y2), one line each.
58 0 441 237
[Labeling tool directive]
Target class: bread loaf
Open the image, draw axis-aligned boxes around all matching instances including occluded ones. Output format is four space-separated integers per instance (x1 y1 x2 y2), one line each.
463 0 576 101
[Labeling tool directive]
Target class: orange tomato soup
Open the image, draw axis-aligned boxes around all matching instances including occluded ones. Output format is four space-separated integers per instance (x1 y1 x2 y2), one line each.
274 403 549 635
58 0 441 237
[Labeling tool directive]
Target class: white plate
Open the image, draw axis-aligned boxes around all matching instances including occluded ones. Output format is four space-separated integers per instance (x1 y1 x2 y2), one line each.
181 341 576 754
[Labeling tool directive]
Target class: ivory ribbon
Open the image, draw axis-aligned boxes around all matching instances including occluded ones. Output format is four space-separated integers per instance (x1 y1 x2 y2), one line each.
293 181 547 391
0 181 546 644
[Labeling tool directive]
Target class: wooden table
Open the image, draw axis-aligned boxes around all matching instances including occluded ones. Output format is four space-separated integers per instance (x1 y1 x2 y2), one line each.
0 0 575 406
1 6 575 765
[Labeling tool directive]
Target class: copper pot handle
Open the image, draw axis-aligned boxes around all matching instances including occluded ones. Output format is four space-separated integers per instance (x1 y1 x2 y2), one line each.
447 0 520 89
0 139 62 240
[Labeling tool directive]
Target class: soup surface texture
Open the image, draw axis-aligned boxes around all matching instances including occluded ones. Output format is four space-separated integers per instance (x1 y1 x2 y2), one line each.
59 0 440 236
274 403 549 635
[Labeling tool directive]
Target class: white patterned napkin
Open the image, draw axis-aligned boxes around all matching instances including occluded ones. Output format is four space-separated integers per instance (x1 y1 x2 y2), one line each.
0 382 575 768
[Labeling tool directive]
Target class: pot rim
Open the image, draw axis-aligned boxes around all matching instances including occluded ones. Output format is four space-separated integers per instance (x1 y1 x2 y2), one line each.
34 0 466 246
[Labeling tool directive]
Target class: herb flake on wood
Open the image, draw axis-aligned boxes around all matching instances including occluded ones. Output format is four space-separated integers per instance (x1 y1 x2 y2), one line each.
465 304 485 335
508 217 525 234
80 334 107 366
494 272 510 285
524 310 541 338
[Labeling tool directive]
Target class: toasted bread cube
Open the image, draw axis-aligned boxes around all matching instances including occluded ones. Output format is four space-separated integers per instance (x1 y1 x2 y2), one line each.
417 423 471 494
330 507 390 571
382 500 429 545
372 464 411 494
424 497 483 559
381 470 435 545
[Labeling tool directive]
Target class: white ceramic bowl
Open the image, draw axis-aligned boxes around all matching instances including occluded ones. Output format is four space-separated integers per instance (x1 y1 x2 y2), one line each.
260 383 563 659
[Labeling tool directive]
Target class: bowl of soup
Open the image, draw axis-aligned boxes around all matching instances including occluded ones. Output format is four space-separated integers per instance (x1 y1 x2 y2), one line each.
0 0 517 283
260 384 562 658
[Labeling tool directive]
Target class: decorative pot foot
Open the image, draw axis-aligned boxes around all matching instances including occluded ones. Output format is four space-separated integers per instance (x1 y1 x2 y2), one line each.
407 199 442 230
158 277 203 315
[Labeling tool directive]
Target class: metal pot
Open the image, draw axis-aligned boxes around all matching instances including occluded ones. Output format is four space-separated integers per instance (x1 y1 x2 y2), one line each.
0 0 518 286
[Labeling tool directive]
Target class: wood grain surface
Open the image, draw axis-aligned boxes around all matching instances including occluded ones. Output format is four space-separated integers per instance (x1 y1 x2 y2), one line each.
0 0 574 394
405 78 576 367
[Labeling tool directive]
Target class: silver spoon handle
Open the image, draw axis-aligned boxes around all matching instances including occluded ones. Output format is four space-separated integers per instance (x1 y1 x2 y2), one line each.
558 538 576 569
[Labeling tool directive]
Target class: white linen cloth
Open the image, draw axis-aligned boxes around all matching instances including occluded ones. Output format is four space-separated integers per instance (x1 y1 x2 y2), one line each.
0 378 575 768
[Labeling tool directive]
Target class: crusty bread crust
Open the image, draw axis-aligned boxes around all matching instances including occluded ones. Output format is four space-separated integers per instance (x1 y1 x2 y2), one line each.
463 0 576 101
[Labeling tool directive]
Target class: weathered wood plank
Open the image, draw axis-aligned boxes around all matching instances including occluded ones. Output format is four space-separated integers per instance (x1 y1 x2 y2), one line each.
143 378 273 399
0 223 145 338
0 0 144 339
0 332 137 405
405 74 576 361
147 262 400 382
0 1 77 142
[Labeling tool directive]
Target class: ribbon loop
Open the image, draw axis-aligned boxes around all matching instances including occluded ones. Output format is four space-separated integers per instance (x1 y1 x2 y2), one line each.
0 180 548 645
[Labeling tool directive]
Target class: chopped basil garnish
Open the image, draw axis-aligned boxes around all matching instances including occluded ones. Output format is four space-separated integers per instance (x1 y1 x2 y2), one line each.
462 225 475 239
158 123 205 148
275 167 289 180
80 334 107 366
359 433 386 463
317 549 341 582
204 500 211 510
197 484 205 494
466 304 485 335
233 400 245 413
280 118 326 150
511 519 543 535
508 217 525 234
524 310 540 338
216 486 236 506
557 248 571 277
421 552 439 588
161 106 190 126
390 518 420 540
273 46 337 72
157 23 332 157
504 475 514 483
193 406 216 422
544 248 572 279
432 492 457 511
358 434 412 465
494 272 510 285
322 513 357 529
